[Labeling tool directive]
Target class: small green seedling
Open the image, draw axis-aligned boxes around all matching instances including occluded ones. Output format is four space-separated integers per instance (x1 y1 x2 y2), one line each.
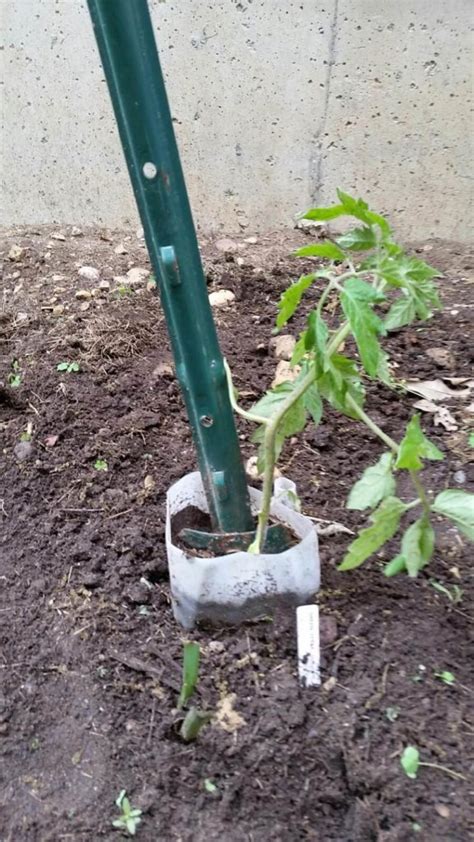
203 778 217 794
411 664 426 683
116 285 134 297
434 670 455 686
401 745 420 779
177 641 201 709
400 744 465 781
385 705 400 722
8 359 22 388
112 790 142 837
430 579 464 604
20 422 33 443
469 431 474 448
94 458 108 472
57 361 80 373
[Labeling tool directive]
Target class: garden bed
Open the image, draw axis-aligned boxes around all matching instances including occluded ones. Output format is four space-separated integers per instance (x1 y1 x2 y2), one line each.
0 226 473 841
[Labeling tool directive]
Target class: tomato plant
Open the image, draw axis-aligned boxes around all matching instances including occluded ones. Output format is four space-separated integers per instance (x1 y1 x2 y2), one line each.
226 190 473 572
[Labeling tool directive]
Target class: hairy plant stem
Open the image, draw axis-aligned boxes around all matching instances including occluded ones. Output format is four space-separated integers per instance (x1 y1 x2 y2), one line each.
408 470 432 516
345 394 399 453
250 368 316 554
224 359 269 427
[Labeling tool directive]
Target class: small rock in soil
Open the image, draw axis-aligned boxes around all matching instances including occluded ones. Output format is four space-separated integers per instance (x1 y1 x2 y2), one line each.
75 289 92 300
244 235 258 244
71 226 83 237
116 267 149 288
270 334 296 361
52 304 65 317
426 346 455 367
215 237 238 253
51 232 66 241
453 469 466 484
99 279 110 291
8 245 24 261
272 359 300 387
13 441 34 462
78 266 100 282
80 571 101 589
124 582 152 605
114 243 128 255
320 615 338 646
15 312 28 323
153 361 174 378
209 289 235 307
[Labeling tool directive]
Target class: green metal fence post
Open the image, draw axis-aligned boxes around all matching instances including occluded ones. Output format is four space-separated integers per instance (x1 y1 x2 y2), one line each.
87 0 253 533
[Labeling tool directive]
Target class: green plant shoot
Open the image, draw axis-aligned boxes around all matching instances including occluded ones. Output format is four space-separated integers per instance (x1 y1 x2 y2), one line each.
112 790 142 836
177 641 200 710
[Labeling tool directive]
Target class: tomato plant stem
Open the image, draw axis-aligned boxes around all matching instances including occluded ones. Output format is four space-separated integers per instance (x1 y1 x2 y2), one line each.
251 367 316 554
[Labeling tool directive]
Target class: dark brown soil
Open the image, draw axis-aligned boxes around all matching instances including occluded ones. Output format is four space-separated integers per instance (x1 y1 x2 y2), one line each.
1 227 473 842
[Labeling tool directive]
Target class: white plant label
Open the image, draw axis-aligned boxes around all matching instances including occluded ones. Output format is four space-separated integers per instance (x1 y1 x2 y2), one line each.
297 604 320 687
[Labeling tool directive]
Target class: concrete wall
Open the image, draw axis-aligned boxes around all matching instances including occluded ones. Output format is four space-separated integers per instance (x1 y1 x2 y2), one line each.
1 1 473 240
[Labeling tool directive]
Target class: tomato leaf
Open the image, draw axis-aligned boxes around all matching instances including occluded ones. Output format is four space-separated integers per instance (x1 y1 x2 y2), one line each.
294 242 345 261
336 226 377 251
303 384 323 426
401 516 435 577
432 489 474 542
340 278 386 376
347 452 396 510
384 554 407 577
396 414 444 471
339 497 407 570
276 274 315 329
302 204 346 221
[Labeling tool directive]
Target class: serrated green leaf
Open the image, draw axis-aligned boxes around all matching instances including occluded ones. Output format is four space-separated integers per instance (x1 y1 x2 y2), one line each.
178 642 200 709
336 226 377 251
385 295 417 330
302 204 345 221
376 349 395 386
276 274 315 329
396 415 444 471
401 516 435 577
251 382 295 419
294 242 345 261
344 277 386 303
291 334 308 365
317 353 365 418
306 310 329 355
339 497 407 570
401 746 420 779
341 278 385 376
380 253 441 329
347 452 396 510
432 489 474 541
303 384 323 426
384 554 407 577
336 189 391 234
